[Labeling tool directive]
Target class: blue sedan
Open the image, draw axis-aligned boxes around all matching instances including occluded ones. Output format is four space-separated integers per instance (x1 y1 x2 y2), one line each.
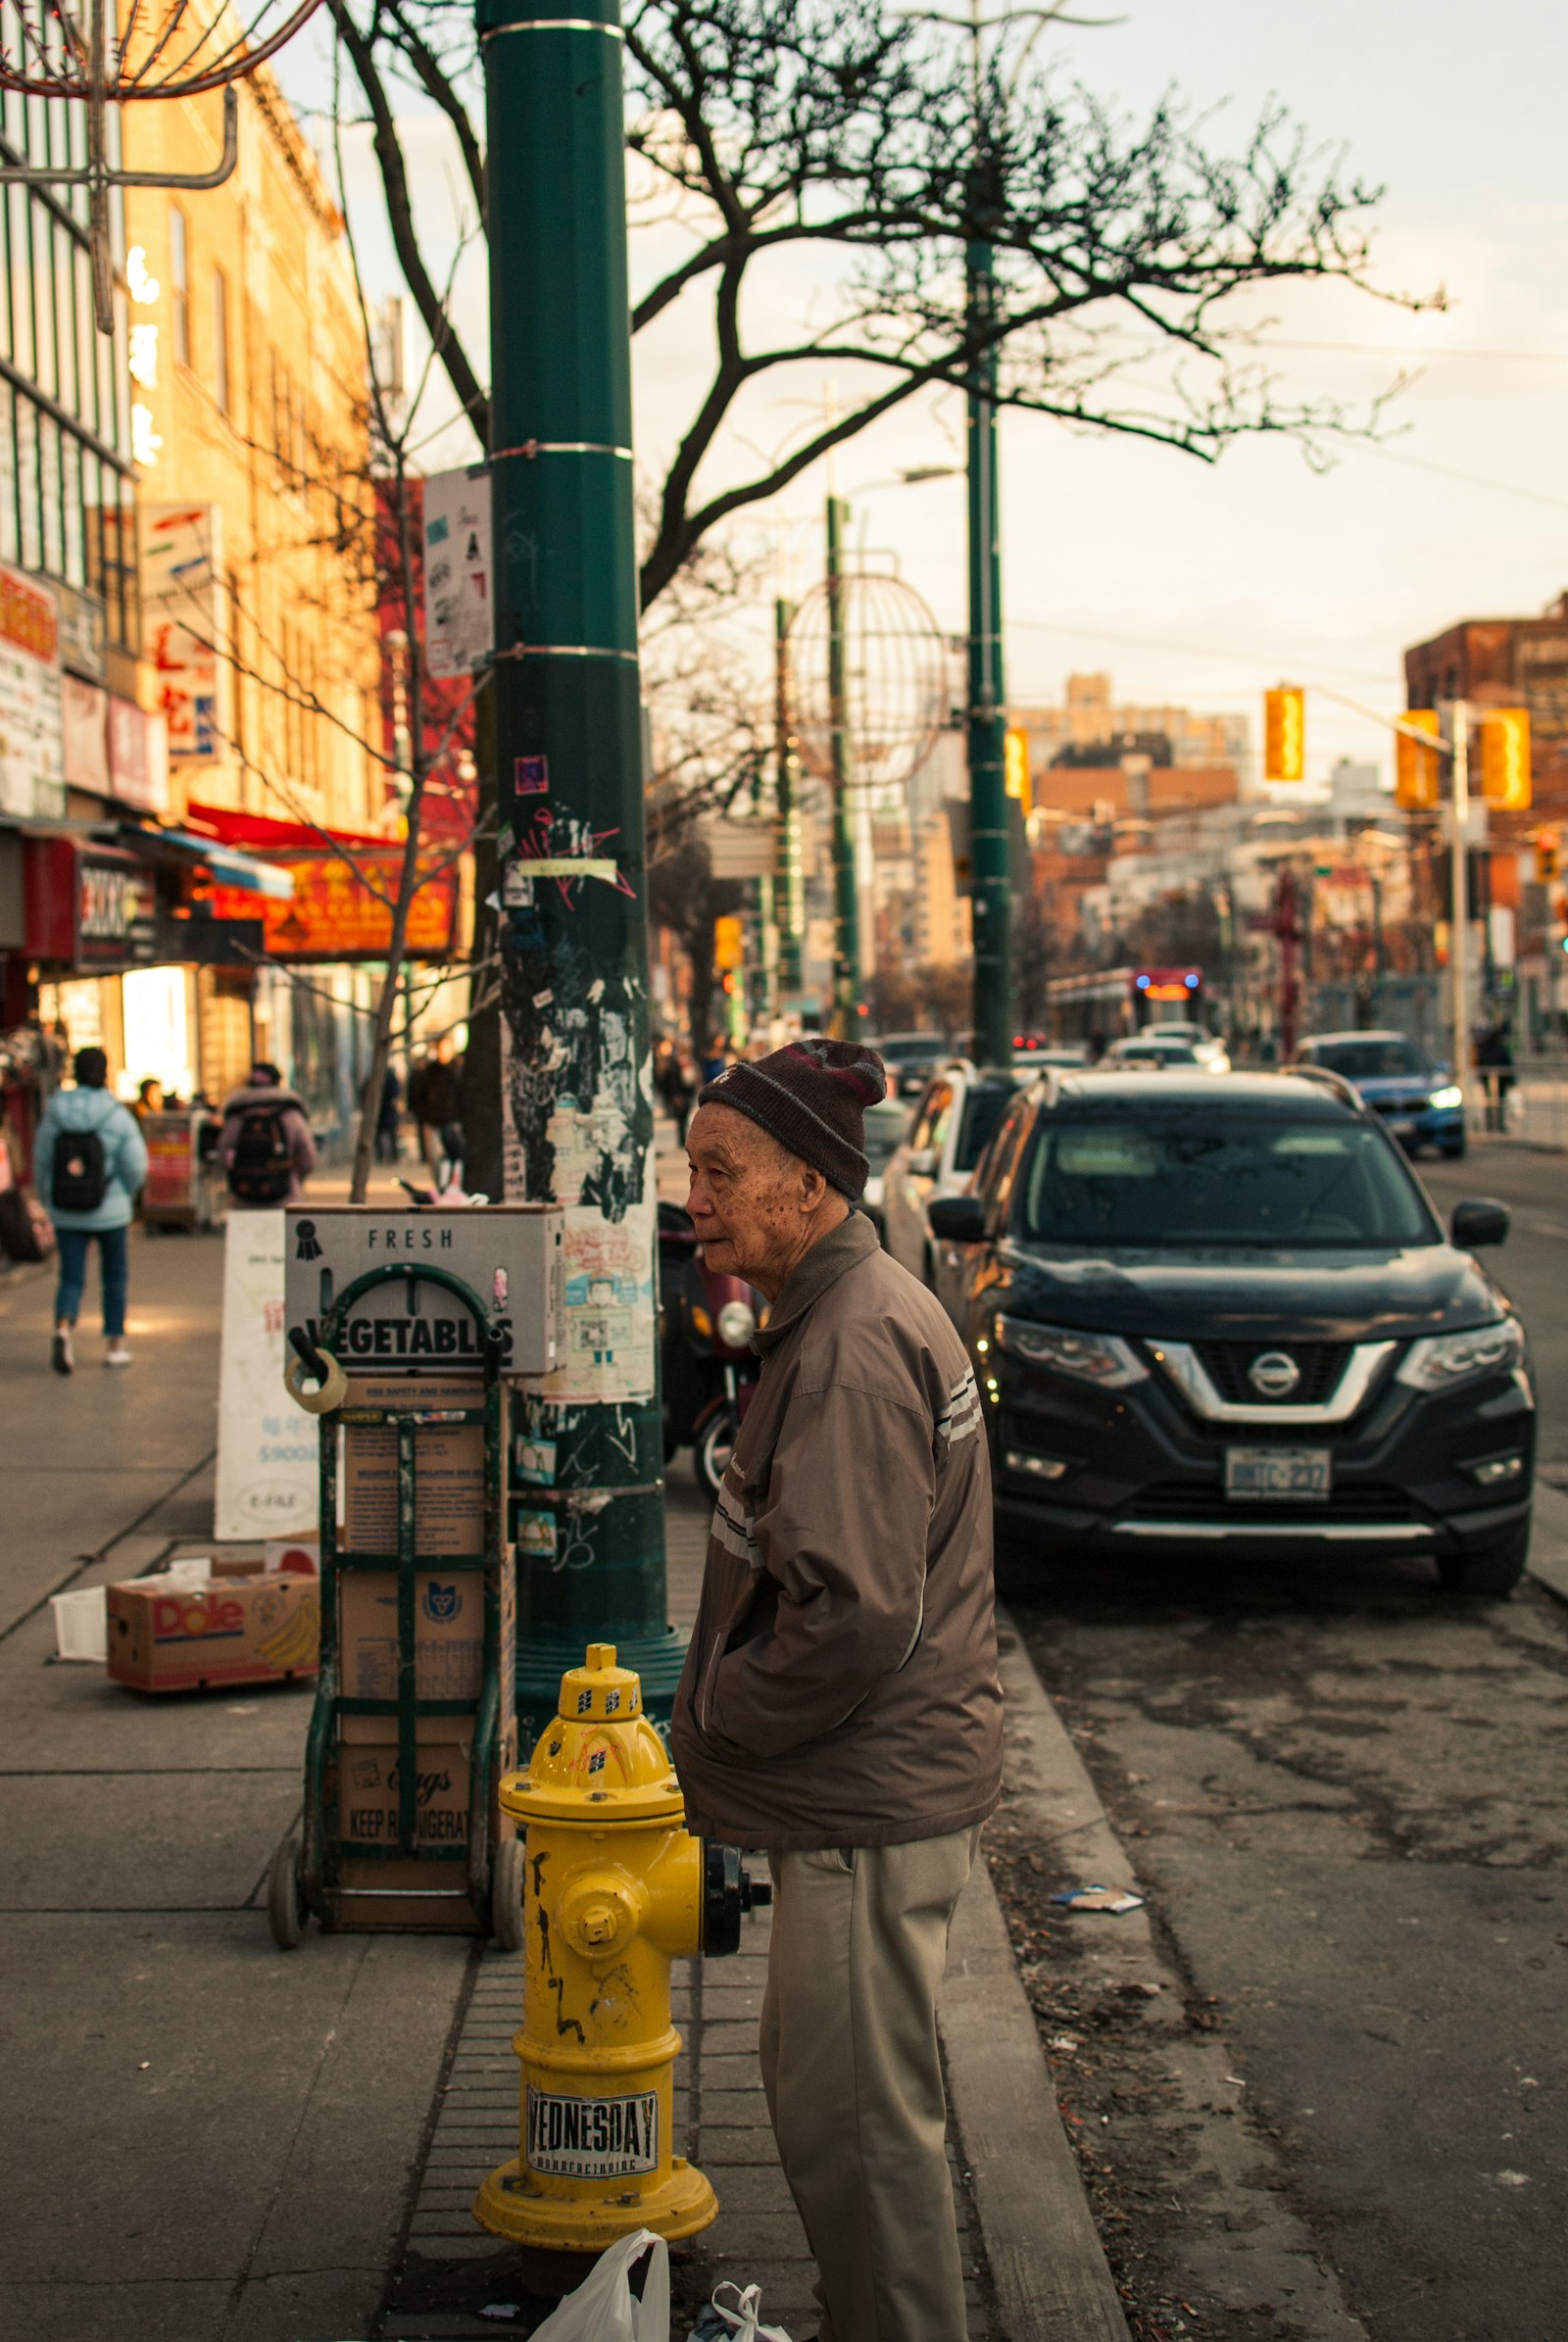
1292 1031 1466 1157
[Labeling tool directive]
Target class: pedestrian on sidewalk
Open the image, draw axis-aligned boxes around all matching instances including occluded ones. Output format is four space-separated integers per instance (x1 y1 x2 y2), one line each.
375 1063 404 1163
33 1046 149 1374
671 1039 1003 2342
219 1062 318 1205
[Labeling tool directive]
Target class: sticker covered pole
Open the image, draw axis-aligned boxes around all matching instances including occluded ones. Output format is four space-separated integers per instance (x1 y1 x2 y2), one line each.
480 0 679 1737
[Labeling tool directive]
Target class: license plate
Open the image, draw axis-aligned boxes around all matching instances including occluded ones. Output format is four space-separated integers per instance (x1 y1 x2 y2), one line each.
1388 1118 1417 1138
1224 1446 1332 1500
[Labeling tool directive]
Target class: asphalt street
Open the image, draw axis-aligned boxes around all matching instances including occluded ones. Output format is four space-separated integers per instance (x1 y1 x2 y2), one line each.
1005 1138 1568 2342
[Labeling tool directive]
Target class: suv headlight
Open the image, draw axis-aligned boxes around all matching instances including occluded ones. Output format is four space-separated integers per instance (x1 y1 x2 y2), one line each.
995 1315 1149 1389
1429 1084 1463 1110
716 1298 757 1348
1396 1317 1525 1391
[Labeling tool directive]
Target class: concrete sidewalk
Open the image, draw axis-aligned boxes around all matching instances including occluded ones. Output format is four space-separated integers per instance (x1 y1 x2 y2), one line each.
0 1218 468 2342
0 1204 1128 2342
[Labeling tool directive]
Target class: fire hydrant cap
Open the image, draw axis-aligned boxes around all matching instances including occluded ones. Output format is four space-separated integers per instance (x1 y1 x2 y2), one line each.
499 1642 686 1824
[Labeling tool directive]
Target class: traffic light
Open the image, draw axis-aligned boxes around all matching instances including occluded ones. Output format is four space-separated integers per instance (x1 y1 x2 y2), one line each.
713 914 744 970
1004 726 1032 817
1480 708 1532 809
1395 709 1443 809
1263 687 1305 782
1537 832 1561 884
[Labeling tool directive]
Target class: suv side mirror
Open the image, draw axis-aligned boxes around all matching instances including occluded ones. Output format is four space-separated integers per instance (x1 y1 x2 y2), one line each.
928 1194 987 1243
1451 1198 1509 1249
907 1147 938 1178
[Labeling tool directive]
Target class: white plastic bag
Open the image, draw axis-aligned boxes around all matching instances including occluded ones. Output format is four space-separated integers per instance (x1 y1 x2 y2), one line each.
529 2230 670 2342
701 2281 794 2342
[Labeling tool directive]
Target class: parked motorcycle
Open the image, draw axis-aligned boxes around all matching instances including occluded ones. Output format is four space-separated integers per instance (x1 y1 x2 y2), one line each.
658 1200 762 1495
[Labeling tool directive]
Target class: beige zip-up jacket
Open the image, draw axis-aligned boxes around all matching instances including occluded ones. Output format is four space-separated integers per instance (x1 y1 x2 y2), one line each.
670 1211 1004 1851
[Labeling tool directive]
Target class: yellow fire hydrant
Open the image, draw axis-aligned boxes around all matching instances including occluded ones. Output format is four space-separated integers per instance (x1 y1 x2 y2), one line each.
473 1642 768 2251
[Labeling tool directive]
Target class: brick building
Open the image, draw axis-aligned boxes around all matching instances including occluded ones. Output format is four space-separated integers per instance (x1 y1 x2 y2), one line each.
1404 594 1568 824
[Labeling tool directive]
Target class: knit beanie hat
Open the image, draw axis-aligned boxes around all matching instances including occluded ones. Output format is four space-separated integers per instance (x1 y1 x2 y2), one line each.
698 1039 888 1198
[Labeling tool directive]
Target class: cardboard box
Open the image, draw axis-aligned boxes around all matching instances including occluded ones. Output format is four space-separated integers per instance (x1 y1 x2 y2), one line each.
107 1575 319 1693
342 1374 486 1558
327 1552 514 1932
336 1714 473 1847
338 1570 488 1702
265 1537 319 1577
284 1202 565 1378
330 1718 484 1932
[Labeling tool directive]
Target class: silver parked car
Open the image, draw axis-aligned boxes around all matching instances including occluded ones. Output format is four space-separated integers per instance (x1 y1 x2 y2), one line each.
881 1060 1030 1315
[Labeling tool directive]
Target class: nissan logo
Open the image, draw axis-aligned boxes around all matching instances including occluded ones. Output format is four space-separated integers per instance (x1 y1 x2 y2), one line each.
1249 1350 1301 1398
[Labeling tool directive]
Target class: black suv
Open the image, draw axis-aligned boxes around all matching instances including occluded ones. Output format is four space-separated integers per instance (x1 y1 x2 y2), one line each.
928 1072 1535 1593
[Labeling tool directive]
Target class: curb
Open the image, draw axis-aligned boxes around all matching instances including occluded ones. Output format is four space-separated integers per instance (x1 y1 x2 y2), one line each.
939 1614 1132 2342
1528 1481 1568 1606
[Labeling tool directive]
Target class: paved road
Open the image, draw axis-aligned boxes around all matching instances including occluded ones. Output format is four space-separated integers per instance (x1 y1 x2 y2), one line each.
1422 1144 1568 1473
1006 1138 1568 2342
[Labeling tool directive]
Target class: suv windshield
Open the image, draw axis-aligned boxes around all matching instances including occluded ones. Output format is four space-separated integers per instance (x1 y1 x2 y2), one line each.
956 1081 1017 1172
1311 1039 1431 1080
1018 1112 1437 1247
862 1103 908 1169
877 1034 943 1063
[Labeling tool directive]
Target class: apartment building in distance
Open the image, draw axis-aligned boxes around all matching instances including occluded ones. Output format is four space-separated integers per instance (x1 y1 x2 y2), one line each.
1012 670 1250 776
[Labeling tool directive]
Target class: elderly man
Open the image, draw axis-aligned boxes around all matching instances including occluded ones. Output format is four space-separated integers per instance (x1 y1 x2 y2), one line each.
670 1038 1002 2342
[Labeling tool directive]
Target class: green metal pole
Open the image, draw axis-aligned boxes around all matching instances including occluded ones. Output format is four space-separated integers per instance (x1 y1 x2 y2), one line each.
481 0 680 1742
827 494 858 1037
753 733 778 1034
967 236 1012 1065
775 597 805 997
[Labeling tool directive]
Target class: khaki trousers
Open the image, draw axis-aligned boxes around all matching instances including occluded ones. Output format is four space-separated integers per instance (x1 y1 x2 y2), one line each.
759 1827 979 2342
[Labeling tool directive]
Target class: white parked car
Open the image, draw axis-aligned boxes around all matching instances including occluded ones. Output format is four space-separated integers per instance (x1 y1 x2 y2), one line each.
1142 1020 1231 1072
1102 1034 1202 1071
859 1096 912 1242
881 1061 1029 1314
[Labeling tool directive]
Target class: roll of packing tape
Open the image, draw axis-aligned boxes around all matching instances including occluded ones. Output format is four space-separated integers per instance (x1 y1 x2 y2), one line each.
285 1344 349 1415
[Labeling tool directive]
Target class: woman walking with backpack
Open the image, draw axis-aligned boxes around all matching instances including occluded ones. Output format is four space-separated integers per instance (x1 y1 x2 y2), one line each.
33 1047 149 1374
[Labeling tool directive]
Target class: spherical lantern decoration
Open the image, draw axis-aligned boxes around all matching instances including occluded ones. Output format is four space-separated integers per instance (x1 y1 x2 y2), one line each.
785 570 949 802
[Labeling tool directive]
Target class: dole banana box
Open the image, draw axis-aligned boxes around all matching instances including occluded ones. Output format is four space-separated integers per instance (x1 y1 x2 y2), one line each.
107 1575 319 1693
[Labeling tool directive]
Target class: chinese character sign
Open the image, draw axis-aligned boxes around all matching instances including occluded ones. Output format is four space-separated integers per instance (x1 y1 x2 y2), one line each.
0 561 64 818
142 504 222 761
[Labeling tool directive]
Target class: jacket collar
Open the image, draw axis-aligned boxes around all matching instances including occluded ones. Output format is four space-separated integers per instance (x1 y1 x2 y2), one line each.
223 1084 307 1115
755 1209 879 1352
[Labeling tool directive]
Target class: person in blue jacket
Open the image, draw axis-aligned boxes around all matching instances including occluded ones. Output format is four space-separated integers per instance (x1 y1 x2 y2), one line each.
33 1047 149 1375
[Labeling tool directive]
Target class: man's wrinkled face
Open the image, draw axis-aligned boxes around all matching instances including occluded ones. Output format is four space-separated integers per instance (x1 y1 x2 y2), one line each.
686 1104 830 1296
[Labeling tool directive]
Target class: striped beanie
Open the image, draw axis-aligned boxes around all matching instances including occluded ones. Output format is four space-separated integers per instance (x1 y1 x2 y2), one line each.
698 1040 888 1198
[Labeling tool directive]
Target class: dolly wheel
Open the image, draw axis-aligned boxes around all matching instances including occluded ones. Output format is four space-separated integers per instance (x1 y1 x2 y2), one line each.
492 1834 525 1952
269 1835 305 1950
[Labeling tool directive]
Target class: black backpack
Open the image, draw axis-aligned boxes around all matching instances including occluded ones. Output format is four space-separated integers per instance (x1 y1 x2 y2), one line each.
53 1121 109 1214
228 1101 293 1203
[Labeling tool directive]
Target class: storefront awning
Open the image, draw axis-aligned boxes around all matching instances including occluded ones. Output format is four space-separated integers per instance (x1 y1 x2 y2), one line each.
156 828 296 901
184 800 460 963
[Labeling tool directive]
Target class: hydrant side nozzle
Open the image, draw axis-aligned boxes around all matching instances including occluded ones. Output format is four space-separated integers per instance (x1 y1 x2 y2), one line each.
700 1840 771 1957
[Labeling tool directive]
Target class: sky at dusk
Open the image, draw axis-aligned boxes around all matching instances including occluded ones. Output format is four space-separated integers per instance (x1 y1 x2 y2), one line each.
280 0 1568 783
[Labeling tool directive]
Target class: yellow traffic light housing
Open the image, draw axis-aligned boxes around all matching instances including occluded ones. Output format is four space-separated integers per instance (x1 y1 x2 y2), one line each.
1480 708 1532 809
712 914 744 970
1004 726 1033 817
1536 831 1561 884
1396 710 1443 810
1263 687 1305 782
